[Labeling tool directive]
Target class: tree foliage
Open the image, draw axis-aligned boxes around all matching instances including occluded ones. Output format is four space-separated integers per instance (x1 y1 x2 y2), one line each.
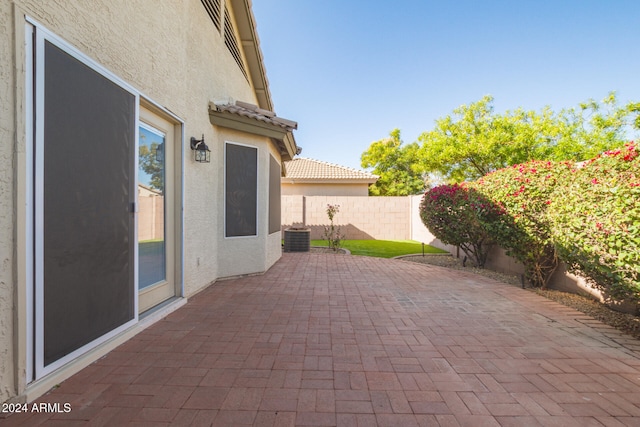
417 93 639 183
360 129 425 196
361 93 639 192
139 142 164 192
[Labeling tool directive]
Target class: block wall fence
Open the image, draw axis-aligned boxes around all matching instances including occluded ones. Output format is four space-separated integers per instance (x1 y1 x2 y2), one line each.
282 195 426 242
281 194 634 313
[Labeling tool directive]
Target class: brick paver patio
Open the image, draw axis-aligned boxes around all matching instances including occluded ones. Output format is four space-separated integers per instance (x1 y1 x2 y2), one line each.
4 253 640 426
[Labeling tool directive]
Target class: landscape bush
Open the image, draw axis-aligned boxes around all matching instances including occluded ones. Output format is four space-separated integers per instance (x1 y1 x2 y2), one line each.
548 142 640 299
419 183 500 267
323 203 344 251
470 160 574 287
419 146 639 299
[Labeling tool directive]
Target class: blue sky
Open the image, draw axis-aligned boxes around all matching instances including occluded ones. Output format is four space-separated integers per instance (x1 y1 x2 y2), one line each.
252 0 640 170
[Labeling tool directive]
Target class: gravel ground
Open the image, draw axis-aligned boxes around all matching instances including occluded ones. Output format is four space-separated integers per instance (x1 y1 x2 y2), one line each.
400 254 640 339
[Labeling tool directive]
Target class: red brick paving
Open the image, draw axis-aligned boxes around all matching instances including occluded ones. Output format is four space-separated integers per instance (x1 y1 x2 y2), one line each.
4 253 640 426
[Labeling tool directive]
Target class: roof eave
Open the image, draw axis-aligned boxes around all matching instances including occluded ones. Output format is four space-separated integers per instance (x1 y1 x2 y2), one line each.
209 103 297 160
229 0 272 111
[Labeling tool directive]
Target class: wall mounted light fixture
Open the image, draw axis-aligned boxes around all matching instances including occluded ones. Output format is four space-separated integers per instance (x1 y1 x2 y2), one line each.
190 134 210 163
155 142 164 163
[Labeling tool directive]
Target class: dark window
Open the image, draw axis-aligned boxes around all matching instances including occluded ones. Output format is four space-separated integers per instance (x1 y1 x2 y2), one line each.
268 155 281 234
225 143 257 237
43 40 135 366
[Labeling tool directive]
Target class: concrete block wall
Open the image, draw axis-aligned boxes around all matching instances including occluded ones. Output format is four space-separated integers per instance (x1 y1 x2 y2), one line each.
282 195 412 240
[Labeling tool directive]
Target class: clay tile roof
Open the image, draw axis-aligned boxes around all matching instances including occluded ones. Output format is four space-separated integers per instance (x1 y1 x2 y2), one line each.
284 158 378 182
212 100 298 131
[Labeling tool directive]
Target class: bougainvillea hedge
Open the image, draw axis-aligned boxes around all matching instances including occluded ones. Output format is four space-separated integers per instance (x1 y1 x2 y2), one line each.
548 142 639 299
420 143 639 299
419 184 499 267
470 160 574 287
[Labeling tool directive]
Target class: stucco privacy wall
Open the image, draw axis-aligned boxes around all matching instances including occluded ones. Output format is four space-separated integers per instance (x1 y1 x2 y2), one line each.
3 0 289 403
282 195 413 240
282 183 369 196
282 194 452 245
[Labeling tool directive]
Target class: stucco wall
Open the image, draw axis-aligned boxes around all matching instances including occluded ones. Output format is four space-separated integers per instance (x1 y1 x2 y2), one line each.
1 0 15 404
282 182 370 196
10 0 261 295
409 195 457 252
282 195 411 240
3 0 285 402
213 128 283 279
138 193 164 242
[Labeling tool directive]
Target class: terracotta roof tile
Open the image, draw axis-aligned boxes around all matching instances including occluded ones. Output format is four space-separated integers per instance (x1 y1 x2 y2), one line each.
212 100 297 131
284 158 378 182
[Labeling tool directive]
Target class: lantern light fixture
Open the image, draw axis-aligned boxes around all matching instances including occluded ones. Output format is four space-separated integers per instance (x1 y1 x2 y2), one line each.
154 142 164 163
190 134 210 163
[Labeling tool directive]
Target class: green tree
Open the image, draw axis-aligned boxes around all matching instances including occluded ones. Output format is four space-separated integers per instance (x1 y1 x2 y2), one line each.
139 142 164 192
417 93 639 183
361 129 425 196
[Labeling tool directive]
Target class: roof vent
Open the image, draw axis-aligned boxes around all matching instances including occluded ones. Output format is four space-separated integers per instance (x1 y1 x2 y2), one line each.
201 0 221 31
224 5 248 79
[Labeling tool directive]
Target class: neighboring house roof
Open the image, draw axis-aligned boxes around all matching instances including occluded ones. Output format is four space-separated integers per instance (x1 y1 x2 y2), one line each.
283 158 379 184
138 183 162 197
209 100 299 161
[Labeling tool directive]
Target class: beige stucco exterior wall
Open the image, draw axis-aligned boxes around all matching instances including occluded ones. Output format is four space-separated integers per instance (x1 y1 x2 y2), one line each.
282 182 370 196
0 0 15 404
212 128 283 279
8 0 262 293
2 0 285 403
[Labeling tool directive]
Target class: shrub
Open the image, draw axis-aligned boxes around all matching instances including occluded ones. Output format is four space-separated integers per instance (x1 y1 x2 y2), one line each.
548 142 640 299
470 160 574 287
419 183 500 267
323 204 344 251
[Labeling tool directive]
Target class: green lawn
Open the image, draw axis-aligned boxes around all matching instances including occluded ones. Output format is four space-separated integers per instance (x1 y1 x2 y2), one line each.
311 239 447 258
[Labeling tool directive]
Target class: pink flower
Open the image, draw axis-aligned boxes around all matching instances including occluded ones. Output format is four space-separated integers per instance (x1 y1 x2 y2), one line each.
591 178 599 185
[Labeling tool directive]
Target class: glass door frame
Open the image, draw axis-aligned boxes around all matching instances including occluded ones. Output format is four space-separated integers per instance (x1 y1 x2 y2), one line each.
25 18 185 382
138 107 178 314
30 22 139 379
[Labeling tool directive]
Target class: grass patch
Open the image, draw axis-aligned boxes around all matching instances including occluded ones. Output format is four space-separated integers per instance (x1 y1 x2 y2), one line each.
311 239 447 258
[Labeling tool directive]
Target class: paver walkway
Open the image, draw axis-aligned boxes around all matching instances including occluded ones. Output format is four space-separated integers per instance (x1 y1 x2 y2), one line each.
4 253 640 426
